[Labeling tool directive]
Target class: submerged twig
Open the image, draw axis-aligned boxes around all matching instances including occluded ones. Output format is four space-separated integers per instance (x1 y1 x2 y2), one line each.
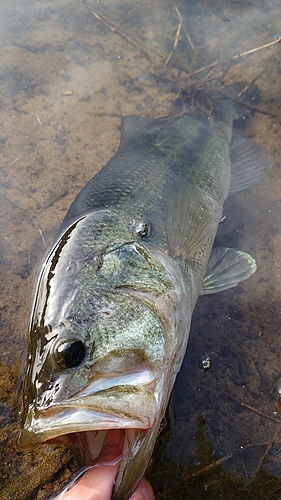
254 423 281 474
84 4 165 60
28 251 31 275
236 405 281 476
232 36 281 60
185 35 280 82
39 228 47 248
85 0 281 105
247 440 281 449
185 61 219 79
0 181 40 209
241 403 281 424
192 453 233 478
114 7 137 29
37 115 43 127
241 462 249 481
236 72 264 98
0 192 24 210
218 93 277 117
164 6 183 68
9 157 19 167
182 24 195 54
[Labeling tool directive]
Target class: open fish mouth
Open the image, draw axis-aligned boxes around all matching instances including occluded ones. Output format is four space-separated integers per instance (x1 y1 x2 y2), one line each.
19 416 156 500
18 383 160 499
46 427 154 500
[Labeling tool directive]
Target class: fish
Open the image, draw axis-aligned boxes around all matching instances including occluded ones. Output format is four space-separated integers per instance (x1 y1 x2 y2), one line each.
17 91 269 500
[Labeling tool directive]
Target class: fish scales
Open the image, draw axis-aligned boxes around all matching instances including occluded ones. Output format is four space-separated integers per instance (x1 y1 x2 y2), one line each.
63 115 230 226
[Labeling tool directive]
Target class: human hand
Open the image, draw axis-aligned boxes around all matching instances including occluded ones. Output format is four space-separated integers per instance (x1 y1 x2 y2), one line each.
59 429 155 500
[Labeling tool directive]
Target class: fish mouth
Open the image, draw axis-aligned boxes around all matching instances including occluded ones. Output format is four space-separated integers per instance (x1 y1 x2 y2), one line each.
51 426 156 500
18 384 161 500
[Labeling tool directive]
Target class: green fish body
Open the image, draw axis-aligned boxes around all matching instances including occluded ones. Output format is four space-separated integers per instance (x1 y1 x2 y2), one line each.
18 100 268 499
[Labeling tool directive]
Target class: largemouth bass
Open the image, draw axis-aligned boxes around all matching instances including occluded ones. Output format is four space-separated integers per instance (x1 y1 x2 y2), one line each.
18 94 268 499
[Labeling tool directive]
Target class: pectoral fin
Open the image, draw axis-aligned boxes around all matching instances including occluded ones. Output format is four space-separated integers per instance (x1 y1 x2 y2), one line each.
165 180 218 261
228 133 271 196
201 247 256 295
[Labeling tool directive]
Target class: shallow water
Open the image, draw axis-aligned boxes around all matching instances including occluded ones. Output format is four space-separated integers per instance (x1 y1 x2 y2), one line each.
0 0 281 498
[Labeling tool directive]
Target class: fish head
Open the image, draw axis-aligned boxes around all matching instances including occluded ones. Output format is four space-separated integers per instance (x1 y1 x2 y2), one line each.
18 210 191 499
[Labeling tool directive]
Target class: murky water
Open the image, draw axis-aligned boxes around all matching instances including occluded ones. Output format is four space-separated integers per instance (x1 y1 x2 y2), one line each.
0 0 281 498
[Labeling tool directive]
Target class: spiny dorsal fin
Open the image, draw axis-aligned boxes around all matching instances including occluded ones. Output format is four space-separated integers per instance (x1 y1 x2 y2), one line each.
165 180 218 261
201 247 257 295
120 116 162 143
228 132 271 196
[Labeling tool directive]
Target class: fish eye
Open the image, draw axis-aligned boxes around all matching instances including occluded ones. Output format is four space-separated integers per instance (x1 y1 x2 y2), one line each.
55 339 86 369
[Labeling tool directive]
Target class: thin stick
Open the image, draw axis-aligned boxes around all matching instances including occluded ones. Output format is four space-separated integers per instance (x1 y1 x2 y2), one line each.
164 6 182 68
192 453 233 477
114 7 137 29
9 157 19 167
221 59 234 77
255 423 281 473
241 403 281 423
0 193 23 210
232 36 281 60
182 24 195 54
0 181 40 208
28 251 31 275
39 228 46 248
247 440 281 449
185 36 280 81
236 72 264 98
85 5 164 60
241 462 249 481
218 93 277 117
185 60 219 79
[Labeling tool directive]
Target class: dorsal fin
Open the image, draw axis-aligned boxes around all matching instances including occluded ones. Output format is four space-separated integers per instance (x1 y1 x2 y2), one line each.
120 116 162 143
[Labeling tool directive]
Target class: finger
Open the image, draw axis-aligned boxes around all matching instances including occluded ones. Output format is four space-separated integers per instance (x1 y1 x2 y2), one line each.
60 429 125 500
59 464 118 500
129 477 155 500
55 430 155 500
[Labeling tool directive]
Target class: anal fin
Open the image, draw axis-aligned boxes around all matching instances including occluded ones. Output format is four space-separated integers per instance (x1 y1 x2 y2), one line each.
201 247 257 295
